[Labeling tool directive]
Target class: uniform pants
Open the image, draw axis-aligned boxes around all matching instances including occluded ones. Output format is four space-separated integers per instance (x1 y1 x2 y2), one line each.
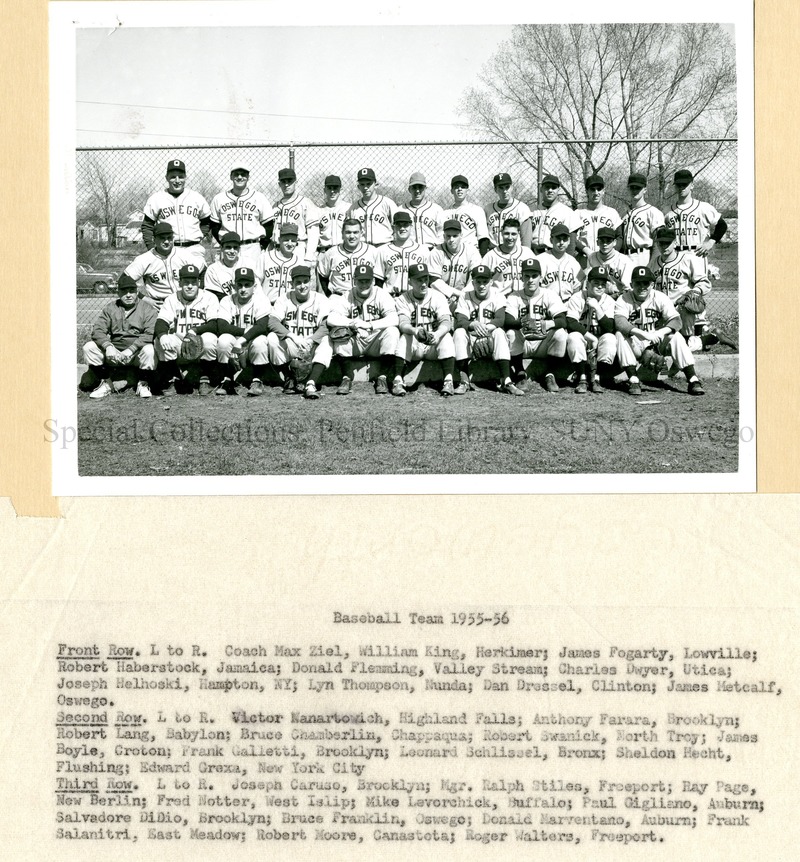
507 328 567 359
266 333 333 368
217 333 270 366
454 328 510 361
566 331 616 364
155 333 218 361
616 330 694 370
394 332 455 361
332 327 400 358
83 341 157 370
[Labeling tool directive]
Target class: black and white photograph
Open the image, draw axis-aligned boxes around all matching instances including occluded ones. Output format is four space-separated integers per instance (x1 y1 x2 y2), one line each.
50 1 755 493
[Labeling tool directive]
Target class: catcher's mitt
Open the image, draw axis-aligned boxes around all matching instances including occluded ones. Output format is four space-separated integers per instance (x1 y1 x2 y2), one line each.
522 317 547 340
289 347 314 382
681 291 706 314
471 336 493 359
328 326 352 343
416 328 435 345
639 347 668 374
179 331 204 363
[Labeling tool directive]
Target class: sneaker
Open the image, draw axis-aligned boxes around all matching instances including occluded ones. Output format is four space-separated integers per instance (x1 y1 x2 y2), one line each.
247 378 264 397
374 375 388 395
454 375 470 395
503 380 525 396
198 381 213 397
112 378 130 393
575 377 588 394
136 381 152 399
688 379 706 396
628 380 643 396
89 380 112 399
215 380 235 396
337 376 352 395
441 378 454 397
391 377 406 397
304 380 321 399
544 373 559 393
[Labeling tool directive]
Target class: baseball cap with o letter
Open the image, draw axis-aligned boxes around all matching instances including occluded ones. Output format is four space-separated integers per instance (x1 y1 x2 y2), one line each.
235 267 255 283
354 263 374 280
521 259 542 275
179 264 200 279
408 262 430 279
357 167 376 182
471 264 492 280
631 266 655 282
587 265 611 282
166 159 186 175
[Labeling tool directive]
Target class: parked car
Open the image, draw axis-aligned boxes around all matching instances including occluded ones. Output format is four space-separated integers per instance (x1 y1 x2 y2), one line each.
77 263 117 294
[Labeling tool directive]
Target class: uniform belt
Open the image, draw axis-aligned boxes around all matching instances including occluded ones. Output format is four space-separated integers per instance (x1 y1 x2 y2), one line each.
317 245 332 252
676 245 698 251
173 240 201 247
239 238 261 245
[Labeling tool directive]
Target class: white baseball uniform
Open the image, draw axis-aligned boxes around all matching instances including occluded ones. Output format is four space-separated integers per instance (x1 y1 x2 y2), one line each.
271 194 321 263
210 188 274 269
537 251 583 300
203 260 238 300
530 201 581 250
565 289 618 365
482 246 537 296
374 241 430 297
442 202 490 249
505 287 568 359
585 249 634 293
267 291 333 368
326 286 400 358
395 289 455 361
318 200 351 250
428 243 482 300
124 248 188 306
622 202 665 266
453 287 509 362
216 292 272 365
486 198 533 249
614 287 694 370
654 250 711 337
155 290 220 361
261 248 304 302
399 200 445 248
316 242 378 296
575 204 622 255
346 195 398 247
142 188 211 267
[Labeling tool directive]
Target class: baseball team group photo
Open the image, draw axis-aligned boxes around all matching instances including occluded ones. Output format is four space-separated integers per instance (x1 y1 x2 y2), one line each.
62 17 750 483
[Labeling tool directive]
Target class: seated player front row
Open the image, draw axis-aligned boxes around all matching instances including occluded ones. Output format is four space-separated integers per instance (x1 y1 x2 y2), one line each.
80 262 707 401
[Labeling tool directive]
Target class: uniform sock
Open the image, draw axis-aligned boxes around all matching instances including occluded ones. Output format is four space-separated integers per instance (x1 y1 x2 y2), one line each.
510 355 525 377
200 359 217 384
597 361 614 380
309 363 325 385
379 355 394 378
338 356 353 380
684 364 697 381
572 361 585 379
393 358 406 380
498 359 511 380
456 359 469 375
441 357 455 379
625 365 636 379
251 364 268 382
275 363 291 381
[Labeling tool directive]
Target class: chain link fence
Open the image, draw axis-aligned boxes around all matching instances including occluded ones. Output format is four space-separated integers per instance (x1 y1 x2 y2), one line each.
75 139 738 349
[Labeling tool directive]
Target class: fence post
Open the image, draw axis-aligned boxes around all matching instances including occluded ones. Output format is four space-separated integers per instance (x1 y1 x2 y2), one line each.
288 146 295 172
536 144 543 203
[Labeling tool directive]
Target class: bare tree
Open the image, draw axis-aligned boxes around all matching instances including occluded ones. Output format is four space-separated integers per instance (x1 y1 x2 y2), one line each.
80 153 126 247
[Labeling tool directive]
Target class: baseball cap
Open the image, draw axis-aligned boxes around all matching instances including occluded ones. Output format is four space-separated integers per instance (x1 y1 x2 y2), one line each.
493 172 512 186
631 266 655 283
220 231 242 245
597 226 617 240
230 163 250 175
153 221 174 236
357 167 376 182
587 265 611 282
470 264 492 280
235 267 256 283
443 219 462 233
166 158 186 175
324 175 341 187
585 174 605 189
408 172 427 187
279 223 299 236
353 263 374 279
393 211 412 225
541 174 561 187
520 259 542 275
628 172 647 187
655 226 677 242
674 169 694 184
117 274 138 292
550 223 570 237
291 265 311 280
451 175 469 188
278 168 296 182
179 264 200 279
408 262 430 279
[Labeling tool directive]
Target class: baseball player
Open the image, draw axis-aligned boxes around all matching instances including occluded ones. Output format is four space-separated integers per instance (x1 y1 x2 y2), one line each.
264 265 333 399
536 223 584 300
123 221 187 307
585 227 634 296
504 258 568 393
325 262 400 395
153 264 220 395
428 219 482 310
209 163 273 270
141 158 211 269
80 274 158 399
203 231 242 301
453 264 520 396
392 262 456 397
482 219 536 296
574 174 622 257
316 218 378 297
271 168 321 266
346 167 398 247
485 172 533 250
317 175 351 254
664 169 728 272
565 265 618 393
261 223 304 302
443 175 490 255
399 172 445 249
530 173 581 254
614 265 705 396
214 266 273 396
374 211 431 297
620 172 665 267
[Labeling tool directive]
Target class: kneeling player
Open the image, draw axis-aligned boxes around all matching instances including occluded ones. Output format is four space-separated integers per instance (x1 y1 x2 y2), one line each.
453 264 521 395
215 266 272 396
392 262 455 396
566 265 618 393
325 263 400 395
153 264 220 395
80 274 158 398
504 259 567 393
614 266 705 396
265 265 333 399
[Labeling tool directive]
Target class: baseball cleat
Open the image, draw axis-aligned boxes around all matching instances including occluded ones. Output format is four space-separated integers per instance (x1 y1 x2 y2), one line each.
136 381 152 399
282 377 297 394
159 383 177 397
544 373 559 393
441 378 455 397
391 377 406 397
215 380 234 396
247 379 265 397
198 381 213 396
704 326 738 351
503 380 525 396
112 378 130 393
78 368 101 392
688 380 706 396
304 381 321 399
574 377 588 394
374 375 388 395
337 376 352 395
89 380 113 399
628 380 643 396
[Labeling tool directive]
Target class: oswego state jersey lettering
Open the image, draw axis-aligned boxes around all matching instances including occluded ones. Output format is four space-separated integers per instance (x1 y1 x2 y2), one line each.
143 189 211 243
218 293 272 329
622 202 665 251
157 291 220 335
615 289 679 331
455 288 506 324
210 189 273 240
329 287 396 324
664 200 721 249
272 292 330 338
395 289 450 332
506 288 566 324
486 198 532 248
317 243 378 295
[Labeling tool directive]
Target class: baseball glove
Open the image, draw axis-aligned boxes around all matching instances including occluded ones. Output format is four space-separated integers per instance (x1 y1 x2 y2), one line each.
522 317 547 340
179 331 204 363
471 336 493 359
328 326 352 343
639 347 668 374
681 291 706 314
289 346 314 382
416 328 435 345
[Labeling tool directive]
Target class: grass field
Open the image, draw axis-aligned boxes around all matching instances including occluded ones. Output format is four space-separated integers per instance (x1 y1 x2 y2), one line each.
77 376 740 477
